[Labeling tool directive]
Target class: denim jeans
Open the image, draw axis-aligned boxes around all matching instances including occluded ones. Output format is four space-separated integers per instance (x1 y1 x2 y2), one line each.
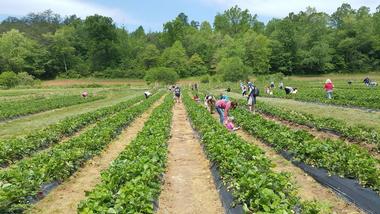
327 91 333 99
216 107 224 123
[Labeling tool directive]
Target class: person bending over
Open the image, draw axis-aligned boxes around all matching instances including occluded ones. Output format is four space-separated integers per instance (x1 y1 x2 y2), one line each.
215 99 237 124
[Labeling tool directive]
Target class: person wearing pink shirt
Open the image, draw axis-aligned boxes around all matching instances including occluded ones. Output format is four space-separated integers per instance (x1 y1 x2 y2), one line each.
215 99 237 124
324 79 334 99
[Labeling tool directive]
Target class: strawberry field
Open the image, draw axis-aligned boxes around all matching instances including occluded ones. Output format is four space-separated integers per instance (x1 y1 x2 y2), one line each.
0 80 379 214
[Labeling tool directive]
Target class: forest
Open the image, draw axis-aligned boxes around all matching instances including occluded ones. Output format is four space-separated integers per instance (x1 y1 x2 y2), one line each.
0 3 379 81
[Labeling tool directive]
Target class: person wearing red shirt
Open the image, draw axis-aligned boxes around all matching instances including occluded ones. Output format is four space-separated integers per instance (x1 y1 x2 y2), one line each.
324 79 334 99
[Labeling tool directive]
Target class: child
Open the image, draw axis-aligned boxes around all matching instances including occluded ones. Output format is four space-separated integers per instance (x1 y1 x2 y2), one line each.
225 117 239 131
193 94 200 102
204 95 216 114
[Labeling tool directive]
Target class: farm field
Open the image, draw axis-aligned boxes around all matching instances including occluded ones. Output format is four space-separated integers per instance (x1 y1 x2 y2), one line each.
0 74 379 214
2 1 380 212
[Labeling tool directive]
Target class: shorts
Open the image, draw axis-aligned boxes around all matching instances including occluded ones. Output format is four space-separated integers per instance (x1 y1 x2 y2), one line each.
175 93 181 98
248 96 256 105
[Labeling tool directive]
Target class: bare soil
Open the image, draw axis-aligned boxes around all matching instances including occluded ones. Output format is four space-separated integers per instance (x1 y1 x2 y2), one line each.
236 130 364 214
157 102 223 214
28 98 164 214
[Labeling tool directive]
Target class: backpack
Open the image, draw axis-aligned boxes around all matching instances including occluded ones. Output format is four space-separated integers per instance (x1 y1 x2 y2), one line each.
249 87 259 97
175 88 180 95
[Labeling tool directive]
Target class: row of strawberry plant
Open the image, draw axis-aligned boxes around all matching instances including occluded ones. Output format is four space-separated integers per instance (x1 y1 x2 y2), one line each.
78 94 173 213
0 94 105 121
231 107 380 194
254 100 380 148
182 92 322 213
0 92 163 213
0 94 146 167
229 95 380 148
228 84 380 110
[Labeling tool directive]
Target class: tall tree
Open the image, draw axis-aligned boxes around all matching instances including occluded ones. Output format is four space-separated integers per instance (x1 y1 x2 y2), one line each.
160 41 188 77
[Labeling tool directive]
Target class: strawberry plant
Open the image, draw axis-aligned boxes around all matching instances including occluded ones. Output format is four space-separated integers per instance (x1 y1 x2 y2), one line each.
0 95 146 167
78 94 173 213
0 92 163 213
0 94 105 121
181 92 320 213
231 107 380 193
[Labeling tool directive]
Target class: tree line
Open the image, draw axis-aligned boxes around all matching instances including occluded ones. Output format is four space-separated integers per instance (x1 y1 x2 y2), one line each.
0 4 379 82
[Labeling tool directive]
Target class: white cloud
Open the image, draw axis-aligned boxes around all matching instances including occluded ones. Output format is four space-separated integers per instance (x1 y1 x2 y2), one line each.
201 0 379 17
0 0 140 25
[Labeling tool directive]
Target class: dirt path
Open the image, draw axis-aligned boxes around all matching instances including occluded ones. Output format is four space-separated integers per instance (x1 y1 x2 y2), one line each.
28 97 164 214
236 130 363 214
157 102 223 214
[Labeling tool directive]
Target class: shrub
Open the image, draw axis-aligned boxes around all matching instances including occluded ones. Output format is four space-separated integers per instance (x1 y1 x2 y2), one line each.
217 57 248 82
0 71 19 88
17 72 35 86
144 67 179 85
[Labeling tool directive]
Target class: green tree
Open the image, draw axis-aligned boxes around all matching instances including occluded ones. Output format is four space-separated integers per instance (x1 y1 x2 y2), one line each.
140 44 160 69
243 30 271 73
214 5 262 36
217 57 248 82
188 53 207 76
44 26 77 75
0 29 46 76
160 41 188 77
82 15 120 71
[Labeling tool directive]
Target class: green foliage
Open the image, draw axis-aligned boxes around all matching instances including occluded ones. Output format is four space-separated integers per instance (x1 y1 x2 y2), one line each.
200 75 210 83
182 92 310 212
0 71 19 88
144 67 179 84
78 95 173 213
231 106 380 193
217 57 248 82
243 30 271 73
0 96 144 166
0 94 104 121
0 29 46 76
0 92 163 213
17 72 35 86
1 4 380 78
188 53 207 76
160 41 188 77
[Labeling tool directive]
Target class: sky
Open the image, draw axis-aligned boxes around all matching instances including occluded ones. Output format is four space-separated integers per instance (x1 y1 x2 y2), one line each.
0 0 379 32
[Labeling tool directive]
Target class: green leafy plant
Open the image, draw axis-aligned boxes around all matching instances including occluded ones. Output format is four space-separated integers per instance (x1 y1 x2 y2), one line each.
182 92 314 213
78 94 173 213
0 92 164 213
0 94 105 121
0 95 146 167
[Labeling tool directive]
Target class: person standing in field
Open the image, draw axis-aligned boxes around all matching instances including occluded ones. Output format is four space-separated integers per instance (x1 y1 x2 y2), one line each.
247 83 259 113
324 79 334 99
174 86 181 103
215 99 237 124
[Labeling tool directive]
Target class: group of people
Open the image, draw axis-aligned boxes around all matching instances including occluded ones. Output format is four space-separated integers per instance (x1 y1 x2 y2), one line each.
363 77 378 87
